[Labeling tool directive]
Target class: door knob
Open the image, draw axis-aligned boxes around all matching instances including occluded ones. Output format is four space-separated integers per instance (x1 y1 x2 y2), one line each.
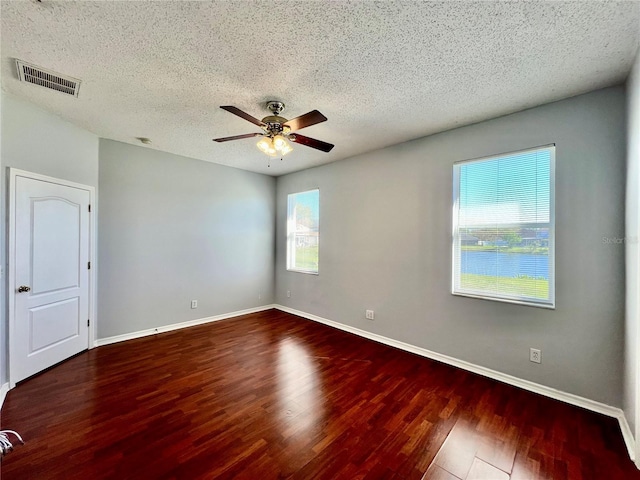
17 286 31 293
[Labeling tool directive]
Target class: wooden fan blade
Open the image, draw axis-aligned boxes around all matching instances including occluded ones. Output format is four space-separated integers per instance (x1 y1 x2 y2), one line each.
283 110 327 132
290 134 334 152
220 106 266 127
213 133 263 142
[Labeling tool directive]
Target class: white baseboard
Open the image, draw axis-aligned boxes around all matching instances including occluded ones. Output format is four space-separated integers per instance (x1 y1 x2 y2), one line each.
275 305 636 462
95 305 277 347
617 413 636 463
0 383 9 410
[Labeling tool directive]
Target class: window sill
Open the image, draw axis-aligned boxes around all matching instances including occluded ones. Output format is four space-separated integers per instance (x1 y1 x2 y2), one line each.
287 269 319 275
452 291 555 309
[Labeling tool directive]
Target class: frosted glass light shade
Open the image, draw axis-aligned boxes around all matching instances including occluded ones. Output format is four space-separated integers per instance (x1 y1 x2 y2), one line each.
258 135 293 157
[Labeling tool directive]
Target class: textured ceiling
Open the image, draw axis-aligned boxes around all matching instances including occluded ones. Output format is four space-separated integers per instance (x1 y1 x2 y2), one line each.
1 1 639 176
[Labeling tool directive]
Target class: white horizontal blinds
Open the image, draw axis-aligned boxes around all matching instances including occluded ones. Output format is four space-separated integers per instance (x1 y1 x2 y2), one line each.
287 189 319 273
453 146 554 306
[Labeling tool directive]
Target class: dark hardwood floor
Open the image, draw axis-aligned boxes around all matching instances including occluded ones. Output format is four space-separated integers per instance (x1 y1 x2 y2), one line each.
1 309 637 479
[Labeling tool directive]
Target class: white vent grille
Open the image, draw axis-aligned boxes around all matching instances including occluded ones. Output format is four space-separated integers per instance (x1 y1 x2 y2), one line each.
15 60 81 97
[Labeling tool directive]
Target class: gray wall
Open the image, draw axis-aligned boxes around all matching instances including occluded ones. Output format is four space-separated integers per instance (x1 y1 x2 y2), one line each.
98 139 275 339
0 92 100 385
276 86 627 407
625 48 640 439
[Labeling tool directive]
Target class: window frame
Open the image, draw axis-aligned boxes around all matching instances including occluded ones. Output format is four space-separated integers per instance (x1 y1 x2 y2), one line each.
451 145 556 309
286 188 320 275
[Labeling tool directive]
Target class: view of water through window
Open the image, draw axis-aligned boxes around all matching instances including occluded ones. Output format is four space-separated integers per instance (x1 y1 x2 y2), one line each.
460 250 549 280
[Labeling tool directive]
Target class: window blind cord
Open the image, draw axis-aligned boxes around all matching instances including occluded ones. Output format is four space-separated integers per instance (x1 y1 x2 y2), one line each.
0 430 24 457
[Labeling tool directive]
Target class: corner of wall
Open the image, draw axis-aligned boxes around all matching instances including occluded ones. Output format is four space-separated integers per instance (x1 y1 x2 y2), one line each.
624 44 640 467
0 383 9 410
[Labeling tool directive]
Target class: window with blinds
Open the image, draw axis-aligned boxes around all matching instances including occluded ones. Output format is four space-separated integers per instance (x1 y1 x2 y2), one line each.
287 189 319 274
452 145 555 308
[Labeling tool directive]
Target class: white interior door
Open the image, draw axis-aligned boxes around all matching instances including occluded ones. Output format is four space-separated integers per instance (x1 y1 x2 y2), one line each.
11 172 92 384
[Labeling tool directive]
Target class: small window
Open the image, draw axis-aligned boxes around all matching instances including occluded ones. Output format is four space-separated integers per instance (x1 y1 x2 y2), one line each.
287 189 319 274
452 145 555 308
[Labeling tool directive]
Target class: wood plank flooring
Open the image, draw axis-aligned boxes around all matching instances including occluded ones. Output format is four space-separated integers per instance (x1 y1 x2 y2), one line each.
1 309 637 479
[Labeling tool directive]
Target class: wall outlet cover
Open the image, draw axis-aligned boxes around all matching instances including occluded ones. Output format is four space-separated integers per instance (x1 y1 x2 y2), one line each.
530 348 541 364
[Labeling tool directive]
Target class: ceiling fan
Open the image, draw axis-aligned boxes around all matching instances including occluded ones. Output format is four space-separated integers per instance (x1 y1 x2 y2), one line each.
213 101 334 158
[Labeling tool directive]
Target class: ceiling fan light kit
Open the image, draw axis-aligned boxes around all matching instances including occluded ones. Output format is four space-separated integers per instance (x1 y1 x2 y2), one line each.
213 101 334 161
257 134 293 157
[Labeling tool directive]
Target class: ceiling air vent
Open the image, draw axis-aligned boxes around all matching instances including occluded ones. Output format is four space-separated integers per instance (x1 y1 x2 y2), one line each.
15 60 81 97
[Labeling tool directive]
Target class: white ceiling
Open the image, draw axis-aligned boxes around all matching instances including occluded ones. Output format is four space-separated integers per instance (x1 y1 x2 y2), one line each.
1 1 639 176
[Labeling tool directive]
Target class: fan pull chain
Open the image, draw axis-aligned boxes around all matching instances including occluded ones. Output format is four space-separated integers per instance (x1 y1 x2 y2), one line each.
0 430 24 457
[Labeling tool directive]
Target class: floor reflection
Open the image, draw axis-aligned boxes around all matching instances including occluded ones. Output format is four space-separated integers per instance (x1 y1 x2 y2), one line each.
276 337 323 434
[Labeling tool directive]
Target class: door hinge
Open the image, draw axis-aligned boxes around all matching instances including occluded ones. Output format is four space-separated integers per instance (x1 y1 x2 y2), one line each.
88 261 91 269
87 319 90 327
88 204 91 213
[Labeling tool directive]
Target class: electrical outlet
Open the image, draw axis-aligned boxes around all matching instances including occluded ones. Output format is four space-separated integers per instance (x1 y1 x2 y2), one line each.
191 300 198 309
258 293 262 300
287 290 291 298
365 310 375 320
530 348 541 364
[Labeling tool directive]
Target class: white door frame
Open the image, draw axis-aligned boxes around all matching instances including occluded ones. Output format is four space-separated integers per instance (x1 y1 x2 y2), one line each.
8 168 96 388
